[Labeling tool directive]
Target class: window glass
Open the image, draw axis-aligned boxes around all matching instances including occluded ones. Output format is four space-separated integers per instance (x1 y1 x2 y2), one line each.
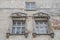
12 20 25 34
35 20 48 34
25 2 36 10
12 27 16 34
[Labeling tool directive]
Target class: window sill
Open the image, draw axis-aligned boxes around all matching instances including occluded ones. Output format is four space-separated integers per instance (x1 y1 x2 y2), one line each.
32 33 50 35
32 33 54 38
24 9 37 11
6 33 28 38
9 33 25 35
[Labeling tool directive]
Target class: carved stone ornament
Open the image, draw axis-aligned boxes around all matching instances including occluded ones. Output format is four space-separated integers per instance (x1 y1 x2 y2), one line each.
10 12 27 18
33 12 50 19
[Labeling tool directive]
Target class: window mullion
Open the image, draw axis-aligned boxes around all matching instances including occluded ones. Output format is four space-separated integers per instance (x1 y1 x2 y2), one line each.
16 21 17 26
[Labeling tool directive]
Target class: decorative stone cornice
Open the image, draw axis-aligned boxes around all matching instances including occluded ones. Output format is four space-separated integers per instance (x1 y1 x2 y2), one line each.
10 12 27 18
33 12 50 19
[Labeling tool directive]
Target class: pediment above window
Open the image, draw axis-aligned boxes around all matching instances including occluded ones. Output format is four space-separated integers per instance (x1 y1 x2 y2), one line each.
33 12 50 18
10 12 27 18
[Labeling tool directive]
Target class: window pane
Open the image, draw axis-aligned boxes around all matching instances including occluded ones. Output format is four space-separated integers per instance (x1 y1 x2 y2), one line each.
16 27 25 34
16 27 20 34
13 20 16 25
13 20 25 26
35 20 48 34
25 2 30 9
22 27 25 34
17 21 21 25
12 27 16 34
31 2 36 9
25 2 36 10
12 20 25 34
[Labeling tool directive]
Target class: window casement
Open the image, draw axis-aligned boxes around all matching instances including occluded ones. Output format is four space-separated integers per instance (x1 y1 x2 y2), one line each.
25 2 36 11
34 20 48 34
12 20 25 35
32 12 54 38
6 12 28 38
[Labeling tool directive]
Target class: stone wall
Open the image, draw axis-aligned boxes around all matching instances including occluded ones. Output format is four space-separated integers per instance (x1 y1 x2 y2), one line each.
0 0 60 40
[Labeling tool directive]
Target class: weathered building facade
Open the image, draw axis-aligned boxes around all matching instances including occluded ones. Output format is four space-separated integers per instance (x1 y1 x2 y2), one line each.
0 0 60 40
